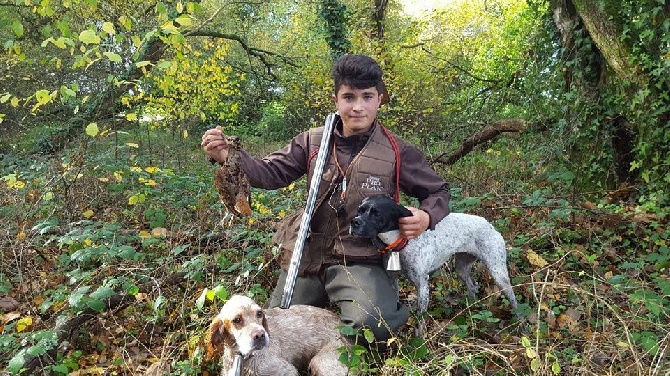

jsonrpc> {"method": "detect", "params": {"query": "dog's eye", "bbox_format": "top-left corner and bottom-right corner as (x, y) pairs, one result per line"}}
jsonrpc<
(256, 310), (263, 319)
(232, 316), (242, 325)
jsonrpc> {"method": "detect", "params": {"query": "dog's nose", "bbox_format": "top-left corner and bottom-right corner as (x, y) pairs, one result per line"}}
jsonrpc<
(251, 330), (268, 349)
(351, 217), (362, 228)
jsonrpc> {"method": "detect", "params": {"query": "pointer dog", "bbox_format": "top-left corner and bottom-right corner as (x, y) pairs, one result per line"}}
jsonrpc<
(350, 195), (519, 322)
(207, 295), (348, 376)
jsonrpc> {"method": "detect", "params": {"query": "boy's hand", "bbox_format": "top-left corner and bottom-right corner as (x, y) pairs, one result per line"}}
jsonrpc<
(201, 126), (229, 164)
(398, 207), (430, 240)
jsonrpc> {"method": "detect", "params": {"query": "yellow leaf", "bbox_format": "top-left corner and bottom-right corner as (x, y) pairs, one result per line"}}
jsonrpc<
(98, 177), (109, 182)
(102, 22), (115, 35)
(278, 210), (286, 219)
(83, 238), (92, 246)
(85, 122), (99, 137)
(128, 193), (146, 205)
(16, 231), (26, 241)
(126, 143), (139, 148)
(526, 249), (548, 268)
(530, 358), (540, 372)
(525, 347), (537, 359)
(82, 209), (94, 218)
(139, 230), (151, 239)
(10, 97), (19, 107)
(247, 217), (255, 225)
(16, 316), (33, 332)
(182, 129), (188, 139)
(205, 289), (215, 301)
(113, 171), (123, 182)
(79, 29), (101, 44)
(126, 113), (137, 121)
(151, 228), (167, 237)
(144, 166), (159, 174)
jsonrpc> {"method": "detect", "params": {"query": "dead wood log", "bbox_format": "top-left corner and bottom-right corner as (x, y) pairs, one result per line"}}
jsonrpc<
(431, 119), (526, 166)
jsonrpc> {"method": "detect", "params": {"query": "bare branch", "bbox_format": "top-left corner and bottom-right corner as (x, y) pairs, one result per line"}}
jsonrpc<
(431, 119), (526, 166)
(186, 30), (298, 79)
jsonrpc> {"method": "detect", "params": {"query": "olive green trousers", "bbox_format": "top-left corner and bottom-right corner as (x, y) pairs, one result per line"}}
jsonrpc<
(267, 263), (410, 343)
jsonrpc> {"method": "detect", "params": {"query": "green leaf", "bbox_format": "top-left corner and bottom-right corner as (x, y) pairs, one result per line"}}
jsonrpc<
(90, 285), (115, 300)
(119, 16), (132, 30)
(363, 328), (375, 343)
(212, 285), (228, 301)
(551, 360), (561, 375)
(69, 286), (91, 309)
(51, 364), (70, 373)
(85, 122), (99, 137)
(152, 295), (165, 312)
(52, 37), (67, 49)
(103, 51), (122, 63)
(196, 288), (208, 309)
(87, 299), (105, 312)
(161, 21), (179, 33)
(157, 60), (172, 69)
(12, 20), (24, 37)
(135, 61), (151, 68)
(60, 86), (76, 98)
(78, 30), (101, 45)
(175, 15), (193, 26)
(8, 348), (28, 373)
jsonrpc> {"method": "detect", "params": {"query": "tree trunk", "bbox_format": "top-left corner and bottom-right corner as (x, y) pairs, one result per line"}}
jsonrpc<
(611, 116), (637, 183)
(551, 0), (640, 185)
(571, 0), (640, 83)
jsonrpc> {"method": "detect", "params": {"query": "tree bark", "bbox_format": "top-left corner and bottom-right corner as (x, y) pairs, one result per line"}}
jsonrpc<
(571, 0), (640, 83)
(431, 119), (526, 166)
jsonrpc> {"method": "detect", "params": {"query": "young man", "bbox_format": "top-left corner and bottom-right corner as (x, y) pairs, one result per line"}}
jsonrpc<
(202, 54), (450, 344)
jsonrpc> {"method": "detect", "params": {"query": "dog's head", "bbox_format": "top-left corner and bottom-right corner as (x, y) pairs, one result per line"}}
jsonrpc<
(350, 195), (413, 239)
(206, 295), (269, 360)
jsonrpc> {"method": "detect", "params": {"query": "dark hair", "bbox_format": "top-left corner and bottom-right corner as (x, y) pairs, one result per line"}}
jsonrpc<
(331, 54), (384, 95)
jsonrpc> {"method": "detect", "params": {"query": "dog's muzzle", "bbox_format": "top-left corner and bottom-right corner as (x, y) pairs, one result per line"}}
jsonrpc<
(349, 217), (364, 236)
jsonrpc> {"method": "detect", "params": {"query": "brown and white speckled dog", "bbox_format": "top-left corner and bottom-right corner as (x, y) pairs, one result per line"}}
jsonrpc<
(206, 295), (349, 376)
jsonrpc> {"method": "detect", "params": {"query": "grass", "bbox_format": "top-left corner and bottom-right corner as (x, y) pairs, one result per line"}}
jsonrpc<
(1, 122), (668, 375)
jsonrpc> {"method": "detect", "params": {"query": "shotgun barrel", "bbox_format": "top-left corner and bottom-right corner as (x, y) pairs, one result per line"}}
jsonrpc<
(280, 112), (338, 308)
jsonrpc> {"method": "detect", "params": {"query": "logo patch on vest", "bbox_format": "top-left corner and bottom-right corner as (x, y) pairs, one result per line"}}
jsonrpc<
(361, 175), (384, 191)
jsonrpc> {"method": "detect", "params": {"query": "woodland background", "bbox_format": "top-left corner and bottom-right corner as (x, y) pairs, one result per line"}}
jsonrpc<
(1, 0), (669, 374)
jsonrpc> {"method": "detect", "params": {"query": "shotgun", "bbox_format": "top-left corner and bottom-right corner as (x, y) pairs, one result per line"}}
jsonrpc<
(280, 112), (338, 308)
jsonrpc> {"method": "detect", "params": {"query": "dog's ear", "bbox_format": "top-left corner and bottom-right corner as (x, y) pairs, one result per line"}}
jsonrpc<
(205, 318), (224, 361)
(205, 318), (234, 361)
(396, 204), (413, 218)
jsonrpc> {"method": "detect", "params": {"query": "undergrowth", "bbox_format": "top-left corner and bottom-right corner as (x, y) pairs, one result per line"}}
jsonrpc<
(0, 125), (668, 375)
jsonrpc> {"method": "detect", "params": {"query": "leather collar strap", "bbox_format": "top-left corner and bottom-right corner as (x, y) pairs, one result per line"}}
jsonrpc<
(380, 236), (408, 254)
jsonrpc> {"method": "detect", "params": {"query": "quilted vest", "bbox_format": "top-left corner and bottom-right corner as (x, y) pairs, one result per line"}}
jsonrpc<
(273, 120), (400, 275)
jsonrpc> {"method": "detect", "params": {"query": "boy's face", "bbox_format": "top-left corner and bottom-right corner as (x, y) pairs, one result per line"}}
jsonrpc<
(333, 84), (383, 137)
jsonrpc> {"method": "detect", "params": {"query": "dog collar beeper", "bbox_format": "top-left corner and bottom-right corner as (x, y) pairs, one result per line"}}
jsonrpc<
(386, 250), (401, 271)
